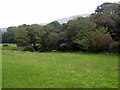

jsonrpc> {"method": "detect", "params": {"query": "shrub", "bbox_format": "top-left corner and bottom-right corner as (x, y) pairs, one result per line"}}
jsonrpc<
(23, 46), (34, 52)
(51, 50), (57, 52)
(3, 44), (9, 47)
(60, 43), (68, 51)
(89, 28), (113, 52)
(109, 41), (118, 53)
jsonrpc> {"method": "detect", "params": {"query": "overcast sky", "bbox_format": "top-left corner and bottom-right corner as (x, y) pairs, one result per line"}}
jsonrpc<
(0, 0), (119, 27)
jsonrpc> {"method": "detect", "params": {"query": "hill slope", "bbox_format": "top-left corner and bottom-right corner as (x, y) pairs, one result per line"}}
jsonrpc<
(57, 14), (90, 24)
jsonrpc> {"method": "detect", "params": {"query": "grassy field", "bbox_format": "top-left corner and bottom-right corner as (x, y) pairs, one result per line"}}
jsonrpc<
(2, 48), (118, 88)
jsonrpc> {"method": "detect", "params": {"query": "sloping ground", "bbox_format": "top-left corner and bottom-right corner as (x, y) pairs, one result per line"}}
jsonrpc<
(2, 50), (118, 88)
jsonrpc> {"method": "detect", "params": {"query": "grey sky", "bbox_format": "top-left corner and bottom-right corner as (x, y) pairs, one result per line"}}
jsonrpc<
(0, 0), (118, 27)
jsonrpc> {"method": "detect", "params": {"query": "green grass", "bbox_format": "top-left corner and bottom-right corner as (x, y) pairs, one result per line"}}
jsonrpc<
(2, 44), (23, 51)
(2, 50), (118, 88)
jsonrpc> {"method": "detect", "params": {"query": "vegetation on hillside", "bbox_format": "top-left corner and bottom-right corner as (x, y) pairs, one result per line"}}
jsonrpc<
(1, 2), (120, 53)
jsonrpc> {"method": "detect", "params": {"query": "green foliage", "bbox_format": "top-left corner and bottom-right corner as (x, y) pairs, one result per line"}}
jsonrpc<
(2, 27), (17, 43)
(44, 32), (60, 51)
(95, 2), (119, 14)
(2, 2), (119, 53)
(0, 30), (2, 43)
(61, 18), (96, 52)
(23, 46), (34, 52)
(2, 44), (23, 51)
(109, 41), (119, 53)
(43, 24), (61, 51)
(89, 28), (113, 52)
(15, 25), (30, 47)
(48, 21), (62, 30)
(15, 24), (44, 51)
(93, 2), (120, 41)
(90, 13), (120, 41)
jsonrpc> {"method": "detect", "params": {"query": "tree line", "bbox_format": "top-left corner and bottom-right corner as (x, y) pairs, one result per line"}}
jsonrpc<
(1, 2), (120, 53)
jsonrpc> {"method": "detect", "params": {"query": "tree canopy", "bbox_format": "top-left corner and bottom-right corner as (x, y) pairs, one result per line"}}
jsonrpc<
(2, 2), (120, 53)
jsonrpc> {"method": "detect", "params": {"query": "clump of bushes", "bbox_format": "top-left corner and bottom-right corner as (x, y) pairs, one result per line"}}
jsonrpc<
(109, 41), (118, 53)
(3, 44), (9, 47)
(2, 44), (23, 51)
(89, 28), (113, 53)
(23, 46), (34, 52)
(2, 3), (120, 53)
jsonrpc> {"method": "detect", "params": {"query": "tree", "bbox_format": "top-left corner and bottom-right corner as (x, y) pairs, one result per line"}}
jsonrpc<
(95, 2), (119, 14)
(2, 2), (119, 53)
(89, 27), (113, 52)
(90, 13), (120, 41)
(15, 25), (30, 47)
(48, 21), (62, 31)
(60, 18), (96, 52)
(0, 30), (2, 43)
(26, 24), (39, 50)
(2, 27), (17, 43)
(44, 32), (60, 51)
(41, 23), (60, 51)
(109, 41), (119, 53)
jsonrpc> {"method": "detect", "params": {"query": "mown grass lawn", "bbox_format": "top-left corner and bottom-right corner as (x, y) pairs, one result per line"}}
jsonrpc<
(2, 50), (118, 88)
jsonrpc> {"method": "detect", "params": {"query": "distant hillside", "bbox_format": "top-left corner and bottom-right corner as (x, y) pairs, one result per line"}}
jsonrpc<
(0, 28), (7, 32)
(0, 14), (90, 29)
(57, 14), (90, 24)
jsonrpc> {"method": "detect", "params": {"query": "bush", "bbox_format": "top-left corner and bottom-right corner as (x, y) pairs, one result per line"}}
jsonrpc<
(109, 41), (118, 53)
(60, 43), (71, 52)
(23, 46), (34, 52)
(51, 50), (57, 52)
(60, 43), (68, 51)
(89, 28), (113, 53)
(3, 44), (9, 47)
(2, 44), (23, 51)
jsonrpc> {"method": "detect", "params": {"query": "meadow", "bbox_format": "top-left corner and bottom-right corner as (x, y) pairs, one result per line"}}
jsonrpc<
(2, 44), (118, 88)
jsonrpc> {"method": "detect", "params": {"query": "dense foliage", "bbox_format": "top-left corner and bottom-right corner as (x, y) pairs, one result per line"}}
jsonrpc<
(2, 2), (120, 53)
